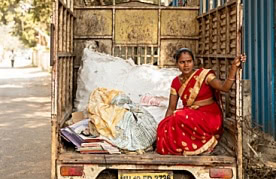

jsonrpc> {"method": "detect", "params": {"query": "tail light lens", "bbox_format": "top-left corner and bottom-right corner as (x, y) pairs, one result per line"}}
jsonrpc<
(60, 166), (84, 176)
(209, 168), (233, 178)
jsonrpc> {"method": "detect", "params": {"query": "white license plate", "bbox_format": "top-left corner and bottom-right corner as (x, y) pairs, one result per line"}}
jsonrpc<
(118, 171), (173, 179)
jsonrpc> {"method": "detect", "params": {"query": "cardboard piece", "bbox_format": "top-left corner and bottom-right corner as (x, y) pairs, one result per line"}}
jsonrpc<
(72, 111), (85, 123)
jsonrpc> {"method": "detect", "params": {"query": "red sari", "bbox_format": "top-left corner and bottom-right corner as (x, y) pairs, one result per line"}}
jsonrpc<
(156, 68), (223, 155)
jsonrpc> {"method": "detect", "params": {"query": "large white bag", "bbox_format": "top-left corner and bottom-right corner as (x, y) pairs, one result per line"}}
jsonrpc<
(74, 48), (180, 122)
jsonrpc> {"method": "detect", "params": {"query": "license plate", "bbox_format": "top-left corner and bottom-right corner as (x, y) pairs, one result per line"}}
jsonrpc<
(118, 171), (173, 179)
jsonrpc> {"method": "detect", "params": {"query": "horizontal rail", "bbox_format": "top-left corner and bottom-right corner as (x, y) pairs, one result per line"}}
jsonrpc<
(74, 35), (113, 39)
(161, 36), (200, 40)
(196, 54), (235, 58)
(74, 6), (199, 10)
(57, 52), (75, 57)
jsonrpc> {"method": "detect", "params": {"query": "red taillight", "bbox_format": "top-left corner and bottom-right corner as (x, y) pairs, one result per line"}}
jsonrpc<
(60, 166), (84, 176)
(209, 168), (233, 178)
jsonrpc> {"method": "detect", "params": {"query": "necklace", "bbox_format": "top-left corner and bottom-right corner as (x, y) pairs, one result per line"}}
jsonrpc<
(179, 69), (195, 84)
(179, 76), (188, 84)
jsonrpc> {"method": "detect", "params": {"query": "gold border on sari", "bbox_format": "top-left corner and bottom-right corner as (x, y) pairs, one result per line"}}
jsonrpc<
(186, 69), (211, 106)
(205, 73), (216, 84)
(182, 136), (218, 156)
(178, 70), (198, 98)
(170, 87), (177, 96)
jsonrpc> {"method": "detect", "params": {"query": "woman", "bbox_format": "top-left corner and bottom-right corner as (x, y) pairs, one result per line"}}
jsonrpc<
(156, 48), (246, 155)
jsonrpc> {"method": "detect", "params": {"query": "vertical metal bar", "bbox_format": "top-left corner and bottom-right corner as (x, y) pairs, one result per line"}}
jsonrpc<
(209, 13), (212, 54)
(226, 5), (229, 54)
(243, 0), (249, 78)
(158, 6), (161, 66)
(68, 15), (71, 53)
(112, 0), (115, 55)
(125, 46), (128, 60)
(203, 0), (206, 13)
(51, 1), (58, 178)
(254, 0), (262, 126)
(50, 24), (55, 66)
(70, 58), (73, 106)
(235, 0), (243, 178)
(64, 61), (67, 114)
(132, 46), (135, 64)
(63, 9), (67, 52)
(151, 46), (154, 64)
(71, 16), (74, 53)
(119, 45), (121, 57)
(217, 9), (221, 54)
(202, 17), (206, 55)
(137, 46), (140, 65)
(67, 12), (70, 52)
(144, 45), (147, 64)
(267, 0), (275, 137)
(248, 0), (255, 123)
(260, 0), (267, 132)
(58, 6), (63, 52)
(200, 0), (203, 14)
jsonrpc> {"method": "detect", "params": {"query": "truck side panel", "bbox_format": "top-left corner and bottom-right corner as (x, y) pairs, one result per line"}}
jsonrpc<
(51, 0), (75, 178)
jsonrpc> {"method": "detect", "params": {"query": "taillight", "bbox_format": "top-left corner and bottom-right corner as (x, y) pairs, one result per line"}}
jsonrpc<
(209, 168), (233, 178)
(60, 166), (84, 176)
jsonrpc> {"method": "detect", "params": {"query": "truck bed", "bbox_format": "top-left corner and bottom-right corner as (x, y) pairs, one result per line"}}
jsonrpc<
(58, 151), (236, 166)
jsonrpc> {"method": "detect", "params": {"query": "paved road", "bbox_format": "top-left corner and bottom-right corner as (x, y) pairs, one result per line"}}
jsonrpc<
(0, 59), (51, 179)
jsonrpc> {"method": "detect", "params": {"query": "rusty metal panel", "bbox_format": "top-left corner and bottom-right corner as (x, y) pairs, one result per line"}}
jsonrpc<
(161, 10), (198, 36)
(160, 39), (197, 67)
(115, 10), (158, 44)
(75, 10), (112, 36)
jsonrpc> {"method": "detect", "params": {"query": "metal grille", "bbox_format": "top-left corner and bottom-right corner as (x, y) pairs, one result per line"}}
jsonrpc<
(114, 45), (158, 65)
(198, 1), (237, 119)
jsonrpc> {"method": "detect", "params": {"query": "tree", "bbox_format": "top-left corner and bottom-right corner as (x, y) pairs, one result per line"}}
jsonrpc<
(0, 0), (52, 48)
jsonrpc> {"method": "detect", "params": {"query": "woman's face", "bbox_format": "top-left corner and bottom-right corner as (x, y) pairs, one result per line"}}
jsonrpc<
(177, 52), (194, 76)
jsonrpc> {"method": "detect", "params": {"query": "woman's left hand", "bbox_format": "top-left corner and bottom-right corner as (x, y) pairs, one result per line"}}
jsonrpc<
(232, 54), (246, 68)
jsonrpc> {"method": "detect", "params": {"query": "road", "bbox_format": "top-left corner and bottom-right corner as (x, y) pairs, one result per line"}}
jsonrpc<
(0, 59), (51, 179)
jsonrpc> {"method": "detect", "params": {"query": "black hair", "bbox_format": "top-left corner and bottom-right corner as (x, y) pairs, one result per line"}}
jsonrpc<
(173, 48), (195, 62)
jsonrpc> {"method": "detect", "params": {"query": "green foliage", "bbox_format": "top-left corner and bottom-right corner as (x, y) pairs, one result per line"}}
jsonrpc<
(0, 0), (52, 47)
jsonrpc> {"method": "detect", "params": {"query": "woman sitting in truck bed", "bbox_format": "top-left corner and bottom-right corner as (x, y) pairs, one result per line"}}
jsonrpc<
(156, 48), (246, 155)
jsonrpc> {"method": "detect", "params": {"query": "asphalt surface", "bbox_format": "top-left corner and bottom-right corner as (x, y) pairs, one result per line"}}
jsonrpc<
(0, 59), (51, 179)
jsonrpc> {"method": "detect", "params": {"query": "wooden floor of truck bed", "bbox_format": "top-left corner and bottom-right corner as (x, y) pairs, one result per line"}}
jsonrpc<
(58, 151), (236, 166)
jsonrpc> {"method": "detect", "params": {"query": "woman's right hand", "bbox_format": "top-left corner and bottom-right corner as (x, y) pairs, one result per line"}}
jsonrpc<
(232, 54), (246, 69)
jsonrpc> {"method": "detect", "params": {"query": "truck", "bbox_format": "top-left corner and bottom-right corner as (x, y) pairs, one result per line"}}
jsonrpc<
(50, 0), (246, 178)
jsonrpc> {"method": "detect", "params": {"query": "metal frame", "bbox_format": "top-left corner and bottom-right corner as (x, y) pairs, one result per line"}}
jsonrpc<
(52, 0), (244, 178)
(73, 4), (199, 67)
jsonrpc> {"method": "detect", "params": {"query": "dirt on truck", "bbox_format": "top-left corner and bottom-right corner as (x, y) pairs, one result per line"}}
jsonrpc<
(50, 0), (245, 178)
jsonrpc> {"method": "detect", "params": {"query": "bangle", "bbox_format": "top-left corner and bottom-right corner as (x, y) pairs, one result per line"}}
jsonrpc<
(227, 78), (235, 81)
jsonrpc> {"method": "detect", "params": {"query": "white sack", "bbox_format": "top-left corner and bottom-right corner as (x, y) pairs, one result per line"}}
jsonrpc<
(74, 48), (181, 122)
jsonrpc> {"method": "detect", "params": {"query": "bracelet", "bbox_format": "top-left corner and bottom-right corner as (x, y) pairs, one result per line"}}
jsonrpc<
(227, 78), (235, 81)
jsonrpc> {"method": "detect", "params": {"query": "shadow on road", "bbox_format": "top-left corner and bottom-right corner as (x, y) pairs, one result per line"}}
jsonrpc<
(0, 62), (51, 179)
